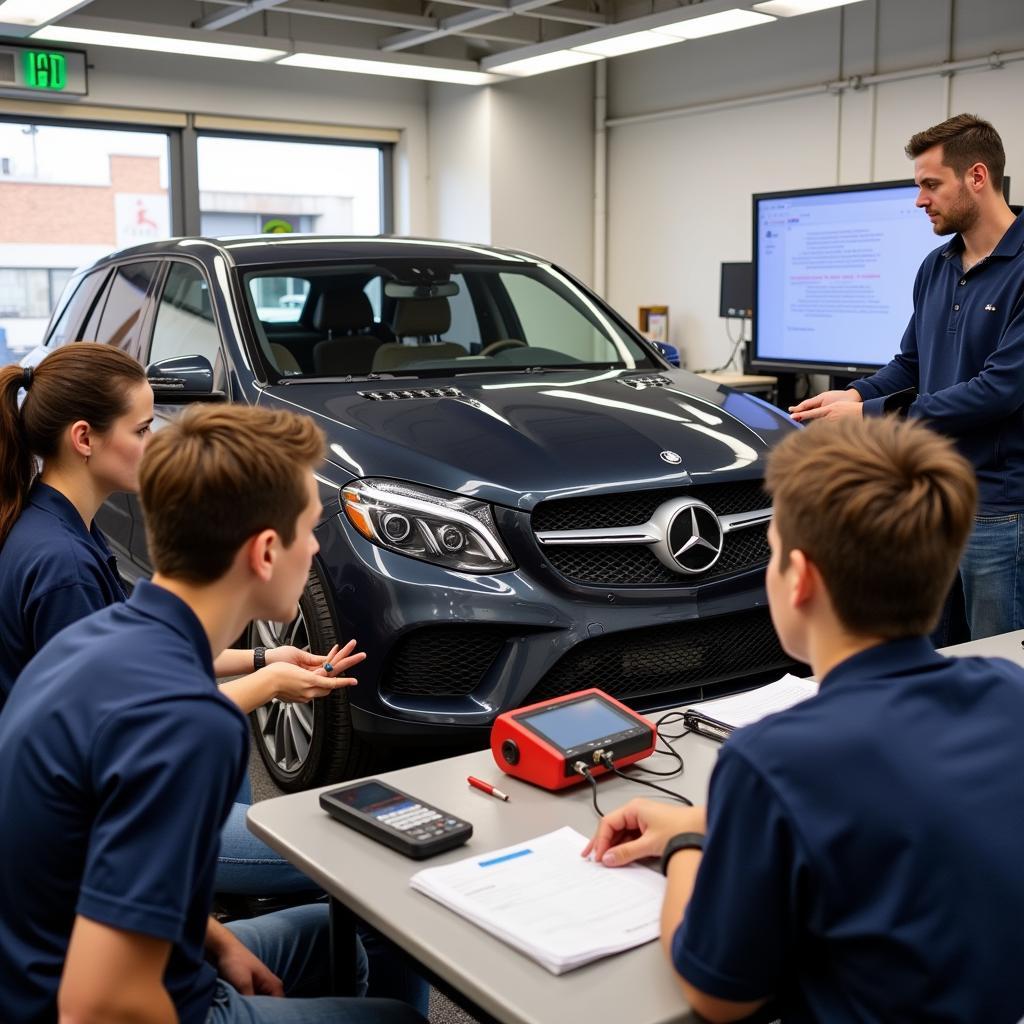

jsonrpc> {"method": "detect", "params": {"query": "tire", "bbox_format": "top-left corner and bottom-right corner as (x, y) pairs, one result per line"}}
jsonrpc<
(249, 567), (373, 792)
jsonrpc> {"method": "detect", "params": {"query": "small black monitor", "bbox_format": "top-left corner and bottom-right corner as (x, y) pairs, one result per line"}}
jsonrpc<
(720, 262), (752, 318)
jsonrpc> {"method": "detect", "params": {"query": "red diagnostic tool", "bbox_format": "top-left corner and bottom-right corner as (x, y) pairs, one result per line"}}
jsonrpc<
(490, 688), (657, 791)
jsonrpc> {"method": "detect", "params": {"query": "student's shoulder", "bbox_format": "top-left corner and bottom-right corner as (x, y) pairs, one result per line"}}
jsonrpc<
(4, 512), (102, 594)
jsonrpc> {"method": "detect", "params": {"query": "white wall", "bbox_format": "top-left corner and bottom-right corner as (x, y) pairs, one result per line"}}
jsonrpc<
(427, 66), (595, 285)
(604, 0), (1024, 371)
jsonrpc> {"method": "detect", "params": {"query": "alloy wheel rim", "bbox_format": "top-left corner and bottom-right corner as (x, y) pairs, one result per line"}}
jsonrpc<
(252, 612), (316, 776)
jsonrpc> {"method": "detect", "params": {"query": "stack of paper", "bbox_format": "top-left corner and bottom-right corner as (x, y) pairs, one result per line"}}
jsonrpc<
(685, 673), (819, 732)
(409, 826), (665, 974)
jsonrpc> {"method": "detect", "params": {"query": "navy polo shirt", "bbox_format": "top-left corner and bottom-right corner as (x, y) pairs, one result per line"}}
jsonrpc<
(0, 580), (249, 1024)
(673, 637), (1024, 1023)
(0, 481), (127, 704)
(850, 210), (1024, 513)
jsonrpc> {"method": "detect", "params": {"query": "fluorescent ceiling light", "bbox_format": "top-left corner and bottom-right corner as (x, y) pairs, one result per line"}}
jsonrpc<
(754, 0), (865, 14)
(659, 8), (776, 39)
(488, 49), (600, 77)
(279, 52), (492, 86)
(573, 30), (679, 58)
(0, 0), (83, 26)
(31, 25), (285, 61)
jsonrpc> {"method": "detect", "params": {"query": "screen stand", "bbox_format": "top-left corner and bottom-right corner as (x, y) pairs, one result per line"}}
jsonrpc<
(828, 373), (867, 392)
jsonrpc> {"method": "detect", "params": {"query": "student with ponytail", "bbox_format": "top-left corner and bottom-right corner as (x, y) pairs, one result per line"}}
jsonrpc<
(0, 345), (357, 895)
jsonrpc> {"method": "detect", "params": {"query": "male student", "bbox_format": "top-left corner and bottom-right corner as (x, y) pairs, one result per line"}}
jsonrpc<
(585, 417), (1024, 1023)
(789, 114), (1024, 640)
(0, 404), (426, 1024)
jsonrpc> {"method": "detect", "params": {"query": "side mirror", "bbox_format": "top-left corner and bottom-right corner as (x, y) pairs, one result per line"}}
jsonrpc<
(652, 341), (681, 368)
(146, 355), (225, 402)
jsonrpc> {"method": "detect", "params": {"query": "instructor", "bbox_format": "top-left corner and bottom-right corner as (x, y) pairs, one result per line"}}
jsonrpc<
(790, 114), (1024, 640)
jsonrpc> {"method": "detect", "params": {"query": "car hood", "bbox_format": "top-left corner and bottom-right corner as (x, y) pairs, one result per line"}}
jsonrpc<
(264, 368), (795, 510)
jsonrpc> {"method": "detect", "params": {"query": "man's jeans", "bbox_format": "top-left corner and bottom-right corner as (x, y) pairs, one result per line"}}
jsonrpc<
(207, 904), (427, 1024)
(961, 512), (1024, 641)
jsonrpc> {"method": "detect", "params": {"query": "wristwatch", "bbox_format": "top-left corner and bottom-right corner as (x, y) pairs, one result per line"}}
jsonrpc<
(660, 832), (705, 875)
(253, 646), (267, 671)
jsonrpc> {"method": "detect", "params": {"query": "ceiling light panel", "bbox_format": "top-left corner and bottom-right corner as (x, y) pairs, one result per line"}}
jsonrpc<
(0, 0), (84, 26)
(279, 52), (493, 86)
(31, 25), (285, 62)
(573, 30), (679, 58)
(488, 49), (601, 77)
(659, 8), (776, 39)
(754, 0), (865, 15)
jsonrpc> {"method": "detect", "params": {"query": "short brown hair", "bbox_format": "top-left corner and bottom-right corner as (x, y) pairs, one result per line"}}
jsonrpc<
(139, 405), (325, 584)
(765, 418), (976, 638)
(906, 113), (1005, 192)
(0, 343), (146, 546)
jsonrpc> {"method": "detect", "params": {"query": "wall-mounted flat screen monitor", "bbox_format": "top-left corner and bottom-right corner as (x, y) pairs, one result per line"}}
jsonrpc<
(750, 178), (1008, 375)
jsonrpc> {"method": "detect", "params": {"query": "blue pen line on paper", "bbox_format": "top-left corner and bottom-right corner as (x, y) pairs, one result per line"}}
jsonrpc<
(478, 848), (533, 867)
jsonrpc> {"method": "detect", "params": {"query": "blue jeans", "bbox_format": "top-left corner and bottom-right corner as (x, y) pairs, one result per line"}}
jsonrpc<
(218, 802), (321, 895)
(208, 904), (427, 1024)
(960, 512), (1024, 640)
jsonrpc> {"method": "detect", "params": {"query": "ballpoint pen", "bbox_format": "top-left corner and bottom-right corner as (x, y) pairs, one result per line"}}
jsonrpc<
(467, 775), (510, 802)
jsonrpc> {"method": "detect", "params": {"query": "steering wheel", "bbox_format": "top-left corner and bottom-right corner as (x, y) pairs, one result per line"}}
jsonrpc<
(480, 338), (528, 357)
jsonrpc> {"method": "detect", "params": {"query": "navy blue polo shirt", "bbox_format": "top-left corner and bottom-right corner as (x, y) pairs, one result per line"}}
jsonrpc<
(0, 580), (249, 1024)
(0, 481), (127, 703)
(850, 210), (1024, 513)
(673, 637), (1024, 1023)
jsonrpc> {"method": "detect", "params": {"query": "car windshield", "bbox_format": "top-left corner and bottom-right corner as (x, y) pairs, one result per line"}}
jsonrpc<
(241, 259), (656, 380)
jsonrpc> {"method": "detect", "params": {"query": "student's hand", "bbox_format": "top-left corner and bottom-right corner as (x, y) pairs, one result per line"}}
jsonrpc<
(582, 799), (707, 867)
(213, 927), (284, 997)
(262, 661), (358, 703)
(789, 388), (863, 423)
(266, 639), (367, 678)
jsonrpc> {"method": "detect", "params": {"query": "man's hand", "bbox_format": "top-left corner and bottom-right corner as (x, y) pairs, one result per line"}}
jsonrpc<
(789, 388), (863, 423)
(582, 798), (707, 867)
(206, 918), (283, 997)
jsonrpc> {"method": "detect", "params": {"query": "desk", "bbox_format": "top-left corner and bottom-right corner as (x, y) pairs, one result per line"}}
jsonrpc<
(247, 630), (1024, 1024)
(696, 371), (778, 398)
(248, 730), (719, 1024)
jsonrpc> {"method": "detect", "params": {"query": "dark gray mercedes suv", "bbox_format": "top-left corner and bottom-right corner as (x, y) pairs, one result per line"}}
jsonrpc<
(27, 235), (799, 790)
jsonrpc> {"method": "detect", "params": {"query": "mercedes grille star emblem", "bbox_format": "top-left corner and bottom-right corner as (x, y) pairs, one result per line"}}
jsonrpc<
(666, 501), (724, 574)
(660, 450), (682, 465)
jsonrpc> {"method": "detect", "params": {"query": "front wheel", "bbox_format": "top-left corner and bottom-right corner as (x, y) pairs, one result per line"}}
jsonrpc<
(249, 569), (371, 792)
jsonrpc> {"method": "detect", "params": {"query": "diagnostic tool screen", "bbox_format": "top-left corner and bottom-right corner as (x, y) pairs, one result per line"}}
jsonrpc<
(336, 782), (407, 818)
(524, 697), (638, 750)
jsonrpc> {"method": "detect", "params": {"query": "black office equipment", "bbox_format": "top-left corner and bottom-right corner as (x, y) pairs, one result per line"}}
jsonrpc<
(320, 779), (472, 859)
(719, 262), (753, 318)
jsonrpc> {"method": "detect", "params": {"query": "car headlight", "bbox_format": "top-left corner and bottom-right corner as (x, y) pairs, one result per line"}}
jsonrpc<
(341, 478), (514, 574)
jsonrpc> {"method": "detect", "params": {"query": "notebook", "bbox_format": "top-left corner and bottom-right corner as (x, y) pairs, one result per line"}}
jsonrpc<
(682, 673), (819, 742)
(409, 825), (665, 974)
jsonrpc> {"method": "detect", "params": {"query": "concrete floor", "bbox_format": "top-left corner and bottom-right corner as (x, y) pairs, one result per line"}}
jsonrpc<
(248, 744), (478, 1024)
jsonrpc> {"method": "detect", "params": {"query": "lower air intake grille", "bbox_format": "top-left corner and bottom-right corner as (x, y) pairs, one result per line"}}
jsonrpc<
(524, 607), (794, 705)
(383, 625), (514, 696)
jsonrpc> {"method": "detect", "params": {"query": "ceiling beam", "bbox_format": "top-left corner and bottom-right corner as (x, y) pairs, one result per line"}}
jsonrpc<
(193, 0), (291, 30)
(432, 1), (608, 27)
(381, 0), (564, 51)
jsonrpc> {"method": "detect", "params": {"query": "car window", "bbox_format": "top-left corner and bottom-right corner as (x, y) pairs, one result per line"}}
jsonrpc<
(439, 274), (481, 350)
(149, 262), (223, 378)
(498, 272), (619, 363)
(249, 275), (311, 324)
(90, 261), (161, 357)
(46, 269), (109, 348)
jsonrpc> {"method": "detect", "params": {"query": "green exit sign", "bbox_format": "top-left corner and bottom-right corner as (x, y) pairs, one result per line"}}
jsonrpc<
(0, 43), (87, 97)
(24, 50), (67, 90)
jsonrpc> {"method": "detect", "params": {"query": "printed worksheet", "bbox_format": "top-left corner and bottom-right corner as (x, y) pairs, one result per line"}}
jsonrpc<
(410, 825), (665, 973)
